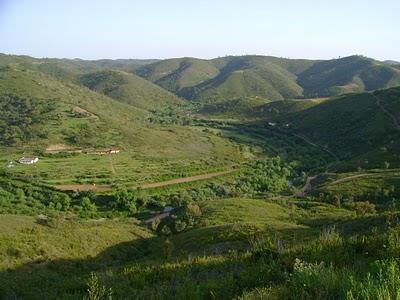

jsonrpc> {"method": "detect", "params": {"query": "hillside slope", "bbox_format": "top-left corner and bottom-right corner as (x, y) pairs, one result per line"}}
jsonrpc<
(78, 70), (183, 110)
(280, 87), (400, 169)
(297, 55), (400, 97)
(137, 56), (311, 103)
(136, 57), (220, 93)
(135, 55), (400, 104)
(0, 54), (176, 111)
(0, 66), (242, 157)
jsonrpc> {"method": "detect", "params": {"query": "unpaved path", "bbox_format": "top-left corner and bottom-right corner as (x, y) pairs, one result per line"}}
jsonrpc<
(373, 93), (400, 130)
(328, 173), (375, 185)
(143, 212), (171, 225)
(294, 173), (377, 197)
(54, 170), (234, 192)
(292, 133), (339, 161)
(294, 175), (317, 197)
(109, 156), (116, 175)
(45, 144), (82, 153)
(140, 170), (233, 189)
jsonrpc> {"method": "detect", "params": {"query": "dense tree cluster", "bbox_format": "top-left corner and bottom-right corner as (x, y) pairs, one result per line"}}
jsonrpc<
(0, 93), (56, 145)
(0, 174), (71, 215)
(235, 157), (291, 194)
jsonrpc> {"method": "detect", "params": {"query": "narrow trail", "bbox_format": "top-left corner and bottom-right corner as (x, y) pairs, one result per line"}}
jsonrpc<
(372, 93), (400, 130)
(143, 212), (170, 225)
(55, 170), (234, 192)
(294, 175), (317, 197)
(108, 156), (116, 175)
(328, 173), (375, 185)
(291, 133), (339, 162)
(140, 170), (234, 189)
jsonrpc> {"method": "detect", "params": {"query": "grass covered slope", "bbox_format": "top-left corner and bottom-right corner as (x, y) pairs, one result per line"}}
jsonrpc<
(0, 65), (148, 148)
(279, 87), (400, 169)
(3, 194), (398, 299)
(0, 215), (151, 270)
(136, 57), (220, 93)
(0, 66), (245, 185)
(79, 70), (183, 110)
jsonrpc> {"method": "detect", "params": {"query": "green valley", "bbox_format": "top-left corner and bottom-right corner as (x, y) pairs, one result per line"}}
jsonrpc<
(0, 53), (399, 300)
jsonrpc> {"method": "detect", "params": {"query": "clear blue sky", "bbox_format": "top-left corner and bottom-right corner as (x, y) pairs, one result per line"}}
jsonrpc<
(0, 0), (399, 61)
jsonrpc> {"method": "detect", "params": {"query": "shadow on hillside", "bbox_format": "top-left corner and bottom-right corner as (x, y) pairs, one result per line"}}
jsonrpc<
(0, 232), (168, 299)
(0, 223), (291, 299)
(2, 214), (389, 299)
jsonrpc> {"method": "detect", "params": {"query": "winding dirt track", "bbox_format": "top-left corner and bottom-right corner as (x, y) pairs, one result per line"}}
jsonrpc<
(328, 173), (375, 185)
(294, 176), (317, 197)
(54, 170), (234, 192)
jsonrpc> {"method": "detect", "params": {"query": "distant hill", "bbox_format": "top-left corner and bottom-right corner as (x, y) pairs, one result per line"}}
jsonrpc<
(297, 56), (400, 97)
(2, 53), (399, 106)
(134, 55), (400, 105)
(0, 54), (181, 111)
(78, 70), (183, 110)
(0, 53), (156, 82)
(136, 56), (315, 102)
(383, 60), (400, 66)
(135, 57), (220, 93)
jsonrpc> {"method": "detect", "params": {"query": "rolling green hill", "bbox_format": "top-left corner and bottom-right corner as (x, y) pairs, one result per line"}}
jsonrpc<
(3, 53), (399, 110)
(0, 65), (147, 149)
(0, 65), (245, 185)
(136, 57), (220, 93)
(137, 55), (311, 103)
(135, 55), (400, 106)
(78, 70), (183, 110)
(0, 54), (184, 111)
(297, 56), (400, 97)
(0, 54), (156, 82)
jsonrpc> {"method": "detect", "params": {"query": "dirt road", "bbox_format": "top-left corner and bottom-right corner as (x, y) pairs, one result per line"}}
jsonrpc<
(54, 170), (234, 192)
(143, 212), (171, 225)
(109, 156), (116, 174)
(328, 173), (375, 185)
(294, 175), (317, 197)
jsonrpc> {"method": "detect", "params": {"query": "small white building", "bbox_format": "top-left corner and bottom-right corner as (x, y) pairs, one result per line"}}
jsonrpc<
(18, 157), (39, 164)
(268, 122), (277, 127)
(163, 206), (174, 213)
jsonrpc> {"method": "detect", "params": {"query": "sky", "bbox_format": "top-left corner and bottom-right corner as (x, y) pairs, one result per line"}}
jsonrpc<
(0, 0), (399, 61)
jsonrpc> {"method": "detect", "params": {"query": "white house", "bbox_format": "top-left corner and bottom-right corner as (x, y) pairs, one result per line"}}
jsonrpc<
(163, 206), (174, 213)
(109, 149), (120, 154)
(18, 157), (39, 164)
(268, 122), (277, 127)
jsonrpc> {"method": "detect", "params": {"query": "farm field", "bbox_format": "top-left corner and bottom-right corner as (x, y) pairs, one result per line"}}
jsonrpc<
(0, 149), (238, 186)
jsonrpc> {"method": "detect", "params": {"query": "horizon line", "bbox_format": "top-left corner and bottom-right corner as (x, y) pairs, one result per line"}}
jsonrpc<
(1, 52), (397, 63)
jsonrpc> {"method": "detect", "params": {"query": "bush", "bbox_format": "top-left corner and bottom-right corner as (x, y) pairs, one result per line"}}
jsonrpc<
(352, 201), (376, 216)
(84, 272), (113, 300)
